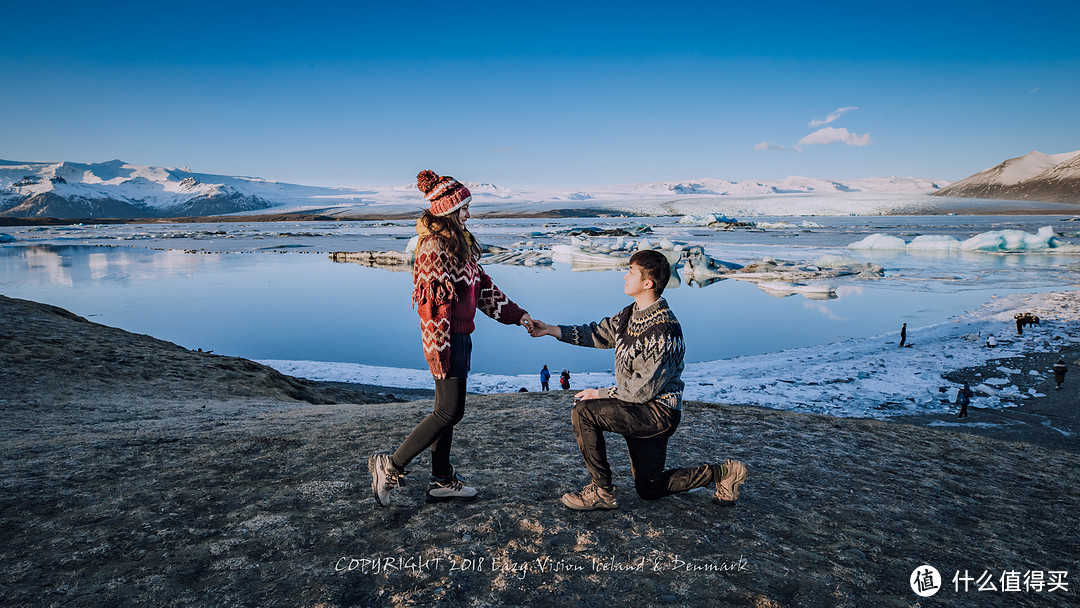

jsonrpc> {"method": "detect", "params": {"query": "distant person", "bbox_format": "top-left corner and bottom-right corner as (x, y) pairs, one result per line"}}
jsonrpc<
(540, 364), (551, 391)
(369, 170), (534, 508)
(1054, 358), (1068, 390)
(986, 333), (997, 348)
(560, 369), (571, 390)
(957, 381), (973, 419)
(899, 323), (907, 347)
(528, 250), (747, 511)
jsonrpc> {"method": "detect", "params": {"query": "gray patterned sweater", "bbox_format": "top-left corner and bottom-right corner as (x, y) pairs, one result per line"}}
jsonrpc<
(558, 298), (685, 410)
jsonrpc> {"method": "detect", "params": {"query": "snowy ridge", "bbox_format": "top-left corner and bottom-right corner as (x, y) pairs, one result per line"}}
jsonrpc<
(0, 158), (950, 218)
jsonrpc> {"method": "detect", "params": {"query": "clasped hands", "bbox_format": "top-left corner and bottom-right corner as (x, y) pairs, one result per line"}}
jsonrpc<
(517, 315), (599, 402)
(521, 317), (557, 338)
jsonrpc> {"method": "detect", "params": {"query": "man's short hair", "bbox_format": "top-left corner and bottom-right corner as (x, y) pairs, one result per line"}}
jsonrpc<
(629, 249), (671, 296)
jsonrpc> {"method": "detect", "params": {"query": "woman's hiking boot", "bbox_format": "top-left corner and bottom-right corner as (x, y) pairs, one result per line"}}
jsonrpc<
(369, 453), (406, 507)
(426, 470), (478, 503)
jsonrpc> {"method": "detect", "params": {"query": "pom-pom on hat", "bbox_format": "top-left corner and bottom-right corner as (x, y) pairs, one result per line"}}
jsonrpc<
(417, 170), (472, 217)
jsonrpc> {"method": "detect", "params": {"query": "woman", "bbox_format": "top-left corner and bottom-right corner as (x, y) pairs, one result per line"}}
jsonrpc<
(369, 170), (533, 507)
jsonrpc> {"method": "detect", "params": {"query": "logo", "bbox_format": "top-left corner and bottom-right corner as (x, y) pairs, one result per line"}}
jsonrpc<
(911, 565), (942, 597)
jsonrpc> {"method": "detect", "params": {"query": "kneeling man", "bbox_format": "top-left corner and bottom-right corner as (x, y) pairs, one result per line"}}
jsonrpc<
(530, 250), (747, 511)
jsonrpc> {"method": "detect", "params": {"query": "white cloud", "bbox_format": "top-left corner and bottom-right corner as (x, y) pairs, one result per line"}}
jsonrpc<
(808, 106), (859, 128)
(1030, 86), (1040, 93)
(795, 127), (872, 150)
(754, 142), (787, 151)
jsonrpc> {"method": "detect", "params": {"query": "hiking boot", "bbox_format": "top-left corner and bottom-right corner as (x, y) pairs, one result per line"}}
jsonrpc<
(426, 470), (478, 503)
(713, 460), (748, 507)
(560, 483), (618, 511)
(368, 453), (406, 507)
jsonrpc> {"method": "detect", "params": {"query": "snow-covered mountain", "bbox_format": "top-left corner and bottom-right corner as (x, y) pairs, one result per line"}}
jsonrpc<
(932, 150), (1080, 203)
(0, 158), (949, 219)
(0, 160), (279, 218)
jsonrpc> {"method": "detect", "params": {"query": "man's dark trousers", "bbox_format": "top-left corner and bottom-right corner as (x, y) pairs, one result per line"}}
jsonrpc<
(571, 397), (715, 499)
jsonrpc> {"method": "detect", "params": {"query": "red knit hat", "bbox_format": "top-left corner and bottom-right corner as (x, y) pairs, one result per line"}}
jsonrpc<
(417, 170), (472, 216)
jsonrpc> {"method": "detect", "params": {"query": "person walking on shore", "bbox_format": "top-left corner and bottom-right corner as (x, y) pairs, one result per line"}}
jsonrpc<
(529, 250), (747, 511)
(541, 365), (551, 391)
(899, 323), (907, 347)
(369, 170), (534, 507)
(560, 369), (571, 390)
(1053, 358), (1068, 390)
(957, 381), (973, 419)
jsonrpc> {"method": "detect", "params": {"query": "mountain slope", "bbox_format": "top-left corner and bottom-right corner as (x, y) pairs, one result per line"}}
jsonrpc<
(933, 150), (1080, 203)
(0, 158), (950, 218)
(0, 160), (274, 218)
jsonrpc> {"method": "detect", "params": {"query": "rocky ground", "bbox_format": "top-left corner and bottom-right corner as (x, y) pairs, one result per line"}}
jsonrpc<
(1, 295), (1077, 607)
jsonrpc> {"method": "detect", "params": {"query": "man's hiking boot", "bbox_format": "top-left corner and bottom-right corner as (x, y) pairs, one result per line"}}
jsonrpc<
(713, 460), (747, 507)
(425, 470), (478, 503)
(560, 483), (618, 511)
(369, 453), (406, 507)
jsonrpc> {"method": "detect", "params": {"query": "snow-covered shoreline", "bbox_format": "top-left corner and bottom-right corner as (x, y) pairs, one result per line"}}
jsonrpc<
(261, 290), (1080, 420)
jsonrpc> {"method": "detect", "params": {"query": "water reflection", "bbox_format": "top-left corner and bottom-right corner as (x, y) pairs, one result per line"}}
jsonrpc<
(0, 244), (1055, 375)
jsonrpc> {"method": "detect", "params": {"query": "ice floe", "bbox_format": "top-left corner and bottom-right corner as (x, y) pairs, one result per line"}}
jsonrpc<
(334, 229), (886, 298)
(848, 226), (1080, 253)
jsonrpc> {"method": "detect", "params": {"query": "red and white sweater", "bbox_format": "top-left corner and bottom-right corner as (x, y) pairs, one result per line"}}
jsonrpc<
(412, 235), (526, 378)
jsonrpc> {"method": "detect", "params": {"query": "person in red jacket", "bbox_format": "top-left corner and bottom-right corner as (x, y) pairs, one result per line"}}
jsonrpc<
(369, 170), (533, 507)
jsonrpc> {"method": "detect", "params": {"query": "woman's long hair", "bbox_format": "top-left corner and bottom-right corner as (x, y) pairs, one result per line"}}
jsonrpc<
(419, 209), (480, 267)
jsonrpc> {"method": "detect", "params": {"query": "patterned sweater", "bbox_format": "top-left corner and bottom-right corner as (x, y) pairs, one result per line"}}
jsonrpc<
(412, 231), (526, 379)
(558, 298), (685, 410)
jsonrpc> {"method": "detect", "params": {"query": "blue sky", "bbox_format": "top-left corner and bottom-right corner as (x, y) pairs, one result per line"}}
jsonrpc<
(2, 1), (1078, 188)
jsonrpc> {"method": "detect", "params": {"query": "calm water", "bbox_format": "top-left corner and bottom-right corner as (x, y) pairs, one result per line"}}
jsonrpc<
(0, 243), (1037, 375)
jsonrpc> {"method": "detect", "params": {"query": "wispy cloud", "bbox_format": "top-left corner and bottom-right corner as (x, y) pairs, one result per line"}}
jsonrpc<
(808, 106), (859, 128)
(1030, 86), (1040, 93)
(796, 127), (871, 150)
(755, 107), (870, 153)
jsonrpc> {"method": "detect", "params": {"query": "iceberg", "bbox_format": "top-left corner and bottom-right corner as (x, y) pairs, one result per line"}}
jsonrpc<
(848, 226), (1080, 253)
(552, 234), (689, 270)
(847, 234), (907, 250)
(960, 226), (1080, 252)
(753, 220), (825, 229)
(907, 235), (961, 250)
(813, 254), (865, 268)
(678, 213), (738, 225)
(756, 281), (837, 300)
